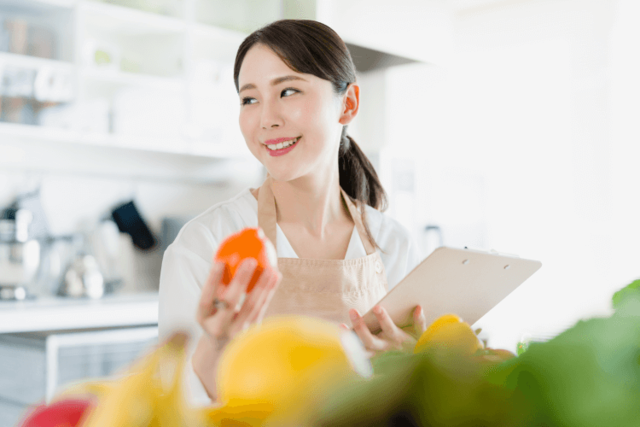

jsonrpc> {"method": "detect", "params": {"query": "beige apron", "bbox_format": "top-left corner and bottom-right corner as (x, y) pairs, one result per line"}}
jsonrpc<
(258, 175), (388, 325)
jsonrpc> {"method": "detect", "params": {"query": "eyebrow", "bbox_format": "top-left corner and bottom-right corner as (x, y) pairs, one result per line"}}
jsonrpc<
(239, 75), (308, 93)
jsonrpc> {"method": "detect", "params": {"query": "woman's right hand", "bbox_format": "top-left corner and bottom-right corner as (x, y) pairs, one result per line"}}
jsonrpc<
(193, 258), (281, 399)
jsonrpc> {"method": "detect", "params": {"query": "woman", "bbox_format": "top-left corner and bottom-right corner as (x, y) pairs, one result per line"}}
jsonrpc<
(159, 19), (425, 404)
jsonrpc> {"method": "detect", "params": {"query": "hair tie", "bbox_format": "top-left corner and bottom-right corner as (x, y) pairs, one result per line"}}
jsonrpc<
(341, 133), (351, 150)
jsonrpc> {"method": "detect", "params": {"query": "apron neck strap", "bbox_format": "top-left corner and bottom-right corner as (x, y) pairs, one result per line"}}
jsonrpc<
(257, 174), (278, 248)
(340, 187), (376, 255)
(257, 175), (376, 256)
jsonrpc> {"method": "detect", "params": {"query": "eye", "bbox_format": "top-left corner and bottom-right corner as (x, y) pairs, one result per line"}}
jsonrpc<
(241, 97), (256, 106)
(281, 88), (299, 97)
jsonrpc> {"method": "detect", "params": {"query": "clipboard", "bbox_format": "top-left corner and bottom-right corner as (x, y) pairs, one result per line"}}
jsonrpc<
(362, 246), (542, 334)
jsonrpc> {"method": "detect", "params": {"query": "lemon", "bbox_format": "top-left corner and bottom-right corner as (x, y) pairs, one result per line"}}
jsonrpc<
(414, 314), (483, 356)
(216, 316), (371, 422)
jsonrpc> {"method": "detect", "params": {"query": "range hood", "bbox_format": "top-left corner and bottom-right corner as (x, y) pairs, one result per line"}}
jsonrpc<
(280, 0), (424, 72)
(345, 42), (419, 72)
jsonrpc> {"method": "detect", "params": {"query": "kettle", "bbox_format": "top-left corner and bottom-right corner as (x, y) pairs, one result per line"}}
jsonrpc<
(59, 252), (105, 299)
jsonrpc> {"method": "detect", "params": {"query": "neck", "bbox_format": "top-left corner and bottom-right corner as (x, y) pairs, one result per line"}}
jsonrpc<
(270, 171), (351, 237)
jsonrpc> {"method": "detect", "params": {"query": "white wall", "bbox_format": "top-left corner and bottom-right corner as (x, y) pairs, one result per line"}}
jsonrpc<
(381, 0), (640, 351)
(609, 0), (640, 306)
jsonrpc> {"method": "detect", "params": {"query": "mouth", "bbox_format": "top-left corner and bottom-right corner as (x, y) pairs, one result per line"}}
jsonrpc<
(265, 136), (301, 151)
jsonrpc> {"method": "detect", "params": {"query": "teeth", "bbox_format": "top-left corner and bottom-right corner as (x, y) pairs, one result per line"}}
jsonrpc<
(267, 137), (299, 151)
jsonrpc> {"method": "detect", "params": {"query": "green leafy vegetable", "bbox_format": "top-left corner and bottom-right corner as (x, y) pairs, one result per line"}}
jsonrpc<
(505, 309), (640, 427)
(612, 279), (640, 310)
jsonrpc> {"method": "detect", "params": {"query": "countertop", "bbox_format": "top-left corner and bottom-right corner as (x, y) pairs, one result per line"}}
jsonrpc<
(0, 292), (158, 334)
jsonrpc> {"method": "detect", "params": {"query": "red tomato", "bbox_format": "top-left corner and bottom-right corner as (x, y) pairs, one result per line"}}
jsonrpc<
(19, 399), (93, 427)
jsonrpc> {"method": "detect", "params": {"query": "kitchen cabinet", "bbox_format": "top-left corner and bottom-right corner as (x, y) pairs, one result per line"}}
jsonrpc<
(0, 0), (270, 183)
(0, 293), (159, 427)
(0, 326), (158, 427)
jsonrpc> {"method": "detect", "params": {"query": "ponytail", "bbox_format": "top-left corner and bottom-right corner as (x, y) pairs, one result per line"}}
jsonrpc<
(339, 126), (388, 251)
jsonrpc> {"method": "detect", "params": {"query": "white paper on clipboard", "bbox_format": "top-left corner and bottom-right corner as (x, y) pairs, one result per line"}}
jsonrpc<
(362, 246), (542, 334)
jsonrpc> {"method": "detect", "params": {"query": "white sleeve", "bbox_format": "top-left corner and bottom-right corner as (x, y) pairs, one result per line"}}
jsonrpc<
(389, 228), (423, 291)
(405, 231), (423, 276)
(377, 213), (424, 291)
(158, 197), (253, 406)
(158, 243), (214, 406)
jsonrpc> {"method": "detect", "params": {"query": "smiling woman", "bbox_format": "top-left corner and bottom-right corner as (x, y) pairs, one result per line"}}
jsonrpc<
(158, 19), (424, 404)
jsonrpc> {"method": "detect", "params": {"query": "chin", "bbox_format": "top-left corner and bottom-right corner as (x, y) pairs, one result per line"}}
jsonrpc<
(265, 168), (300, 183)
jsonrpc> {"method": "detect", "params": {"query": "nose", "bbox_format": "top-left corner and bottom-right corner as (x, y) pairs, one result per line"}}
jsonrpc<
(260, 99), (284, 129)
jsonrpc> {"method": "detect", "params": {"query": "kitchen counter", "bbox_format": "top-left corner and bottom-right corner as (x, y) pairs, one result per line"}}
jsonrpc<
(0, 292), (158, 334)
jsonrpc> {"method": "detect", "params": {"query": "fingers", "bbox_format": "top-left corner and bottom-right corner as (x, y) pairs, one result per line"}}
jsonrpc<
(251, 269), (281, 324)
(196, 258), (280, 357)
(215, 258), (258, 327)
(196, 261), (225, 325)
(350, 306), (424, 354)
(373, 305), (405, 349)
(232, 267), (279, 332)
(413, 305), (427, 337)
(349, 309), (387, 353)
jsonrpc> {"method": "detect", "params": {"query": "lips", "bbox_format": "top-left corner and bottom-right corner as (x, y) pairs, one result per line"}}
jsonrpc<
(265, 136), (300, 157)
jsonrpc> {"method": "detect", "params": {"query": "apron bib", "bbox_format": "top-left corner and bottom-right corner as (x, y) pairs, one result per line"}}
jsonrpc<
(258, 175), (388, 325)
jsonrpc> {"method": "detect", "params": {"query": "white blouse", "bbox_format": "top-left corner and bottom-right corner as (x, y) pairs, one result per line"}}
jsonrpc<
(158, 187), (422, 404)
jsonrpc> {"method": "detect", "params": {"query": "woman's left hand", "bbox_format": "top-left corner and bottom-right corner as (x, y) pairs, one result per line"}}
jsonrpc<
(344, 305), (427, 355)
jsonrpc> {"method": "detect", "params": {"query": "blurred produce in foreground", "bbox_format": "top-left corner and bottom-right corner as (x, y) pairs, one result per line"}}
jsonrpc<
(17, 279), (640, 427)
(18, 332), (198, 427)
(210, 315), (372, 426)
(309, 279), (640, 427)
(17, 316), (371, 427)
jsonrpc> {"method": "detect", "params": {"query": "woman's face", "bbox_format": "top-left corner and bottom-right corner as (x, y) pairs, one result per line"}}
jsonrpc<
(237, 44), (348, 183)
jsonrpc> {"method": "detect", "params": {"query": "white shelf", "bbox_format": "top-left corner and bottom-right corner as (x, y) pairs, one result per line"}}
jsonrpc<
(79, 1), (186, 35)
(0, 292), (159, 334)
(0, 122), (243, 159)
(0, 51), (73, 70)
(0, 123), (258, 184)
(80, 67), (185, 90)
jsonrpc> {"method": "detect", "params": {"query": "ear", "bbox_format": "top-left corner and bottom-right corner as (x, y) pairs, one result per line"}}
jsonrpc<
(338, 83), (360, 125)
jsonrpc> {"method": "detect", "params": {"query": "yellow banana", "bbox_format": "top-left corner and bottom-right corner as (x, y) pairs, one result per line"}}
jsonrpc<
(80, 332), (200, 427)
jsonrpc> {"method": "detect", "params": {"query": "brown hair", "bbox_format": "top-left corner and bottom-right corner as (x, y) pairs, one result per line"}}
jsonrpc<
(233, 19), (389, 250)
